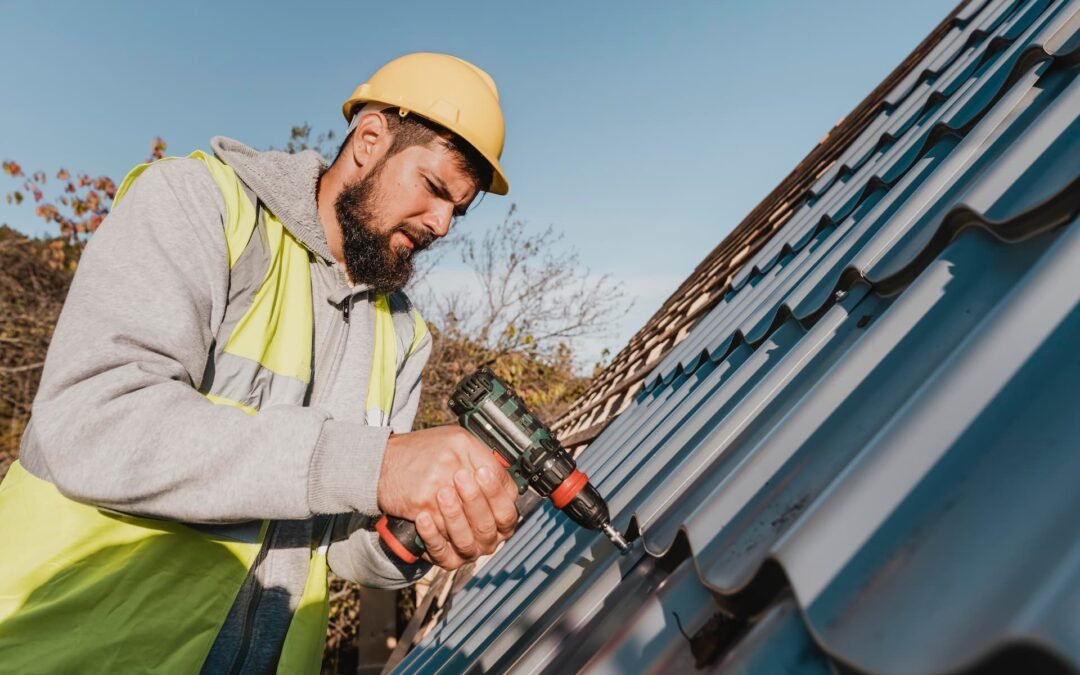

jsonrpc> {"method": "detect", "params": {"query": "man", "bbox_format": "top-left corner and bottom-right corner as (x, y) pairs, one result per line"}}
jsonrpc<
(0, 53), (518, 673)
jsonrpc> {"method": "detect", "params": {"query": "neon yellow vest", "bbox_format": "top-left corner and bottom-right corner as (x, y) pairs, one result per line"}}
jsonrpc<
(0, 152), (425, 673)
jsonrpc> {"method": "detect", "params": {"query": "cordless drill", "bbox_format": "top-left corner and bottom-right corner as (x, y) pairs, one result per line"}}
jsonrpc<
(376, 366), (630, 563)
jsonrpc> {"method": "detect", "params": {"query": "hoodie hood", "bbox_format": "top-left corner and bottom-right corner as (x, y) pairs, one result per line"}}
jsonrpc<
(211, 136), (335, 264)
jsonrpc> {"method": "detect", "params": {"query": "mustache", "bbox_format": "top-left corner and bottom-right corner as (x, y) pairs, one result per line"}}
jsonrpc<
(394, 224), (436, 253)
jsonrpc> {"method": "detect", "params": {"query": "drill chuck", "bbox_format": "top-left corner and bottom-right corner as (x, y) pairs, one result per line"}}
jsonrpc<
(560, 480), (630, 553)
(558, 480), (609, 531)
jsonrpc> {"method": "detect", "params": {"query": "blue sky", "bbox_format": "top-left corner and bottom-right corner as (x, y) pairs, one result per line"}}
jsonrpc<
(1, 0), (955, 364)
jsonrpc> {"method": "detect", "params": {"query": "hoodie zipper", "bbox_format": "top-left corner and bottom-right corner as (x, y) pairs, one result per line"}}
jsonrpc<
(226, 294), (353, 671)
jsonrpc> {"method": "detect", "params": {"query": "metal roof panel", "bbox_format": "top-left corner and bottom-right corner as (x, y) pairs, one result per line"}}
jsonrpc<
(394, 1), (1080, 672)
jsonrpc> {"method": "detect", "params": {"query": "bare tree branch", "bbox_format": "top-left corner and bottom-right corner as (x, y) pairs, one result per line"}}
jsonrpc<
(410, 205), (631, 432)
(429, 206), (630, 363)
(0, 363), (44, 374)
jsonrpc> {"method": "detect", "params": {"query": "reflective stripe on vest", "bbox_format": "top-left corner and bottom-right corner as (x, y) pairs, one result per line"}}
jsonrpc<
(0, 150), (421, 674)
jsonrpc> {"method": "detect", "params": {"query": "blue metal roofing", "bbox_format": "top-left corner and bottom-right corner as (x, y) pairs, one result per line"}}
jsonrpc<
(394, 0), (1080, 672)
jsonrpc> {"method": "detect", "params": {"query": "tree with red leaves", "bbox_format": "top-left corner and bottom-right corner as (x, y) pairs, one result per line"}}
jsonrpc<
(3, 138), (167, 250)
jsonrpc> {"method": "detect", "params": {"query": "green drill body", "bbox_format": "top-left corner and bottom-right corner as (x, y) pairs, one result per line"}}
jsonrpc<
(377, 367), (628, 563)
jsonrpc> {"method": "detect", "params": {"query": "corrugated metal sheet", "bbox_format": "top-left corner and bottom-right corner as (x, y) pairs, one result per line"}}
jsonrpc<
(394, 0), (1080, 672)
(549, 0), (995, 451)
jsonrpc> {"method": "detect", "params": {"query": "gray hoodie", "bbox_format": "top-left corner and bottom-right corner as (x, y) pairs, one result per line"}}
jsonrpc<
(19, 137), (430, 672)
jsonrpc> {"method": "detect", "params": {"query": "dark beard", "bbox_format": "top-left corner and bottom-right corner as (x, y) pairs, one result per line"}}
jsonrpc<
(334, 164), (434, 293)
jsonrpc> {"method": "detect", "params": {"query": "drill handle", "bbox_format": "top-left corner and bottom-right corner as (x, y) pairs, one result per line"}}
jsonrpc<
(376, 515), (426, 564)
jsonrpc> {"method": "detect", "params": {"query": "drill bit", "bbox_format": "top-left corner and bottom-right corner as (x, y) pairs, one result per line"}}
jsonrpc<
(602, 523), (631, 554)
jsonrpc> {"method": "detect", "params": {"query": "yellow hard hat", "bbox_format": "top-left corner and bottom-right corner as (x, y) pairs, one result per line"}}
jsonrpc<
(342, 53), (509, 195)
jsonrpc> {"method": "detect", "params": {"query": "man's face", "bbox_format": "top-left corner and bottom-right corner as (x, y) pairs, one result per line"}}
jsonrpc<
(335, 140), (478, 292)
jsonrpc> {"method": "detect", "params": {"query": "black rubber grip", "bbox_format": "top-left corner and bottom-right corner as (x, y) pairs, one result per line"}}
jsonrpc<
(377, 515), (427, 564)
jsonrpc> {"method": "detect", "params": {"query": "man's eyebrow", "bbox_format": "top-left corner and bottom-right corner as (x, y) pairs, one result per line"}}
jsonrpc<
(425, 173), (455, 202)
(425, 172), (471, 216)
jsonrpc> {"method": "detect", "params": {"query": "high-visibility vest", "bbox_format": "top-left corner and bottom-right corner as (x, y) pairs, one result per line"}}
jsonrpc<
(0, 151), (426, 673)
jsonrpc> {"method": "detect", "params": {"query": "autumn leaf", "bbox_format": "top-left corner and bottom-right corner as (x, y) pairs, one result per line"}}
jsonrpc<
(2, 161), (23, 177)
(35, 204), (59, 222)
(93, 177), (115, 196)
(56, 168), (70, 181)
(147, 137), (167, 162)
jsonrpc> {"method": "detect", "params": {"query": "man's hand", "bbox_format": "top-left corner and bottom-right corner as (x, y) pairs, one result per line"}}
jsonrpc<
(377, 426), (519, 570)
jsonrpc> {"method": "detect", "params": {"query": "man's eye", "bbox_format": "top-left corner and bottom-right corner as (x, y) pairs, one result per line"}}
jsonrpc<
(425, 175), (468, 220)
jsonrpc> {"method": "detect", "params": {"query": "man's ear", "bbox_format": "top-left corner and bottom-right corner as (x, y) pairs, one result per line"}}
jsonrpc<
(346, 110), (391, 170)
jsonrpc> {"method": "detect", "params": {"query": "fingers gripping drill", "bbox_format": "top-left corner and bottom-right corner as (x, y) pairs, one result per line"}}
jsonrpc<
(377, 366), (630, 563)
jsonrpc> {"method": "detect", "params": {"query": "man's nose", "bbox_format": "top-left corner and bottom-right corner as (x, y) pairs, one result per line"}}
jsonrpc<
(422, 202), (454, 238)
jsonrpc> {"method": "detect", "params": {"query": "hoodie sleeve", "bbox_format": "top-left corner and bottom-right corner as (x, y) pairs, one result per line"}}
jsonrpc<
(327, 327), (434, 586)
(20, 159), (384, 523)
